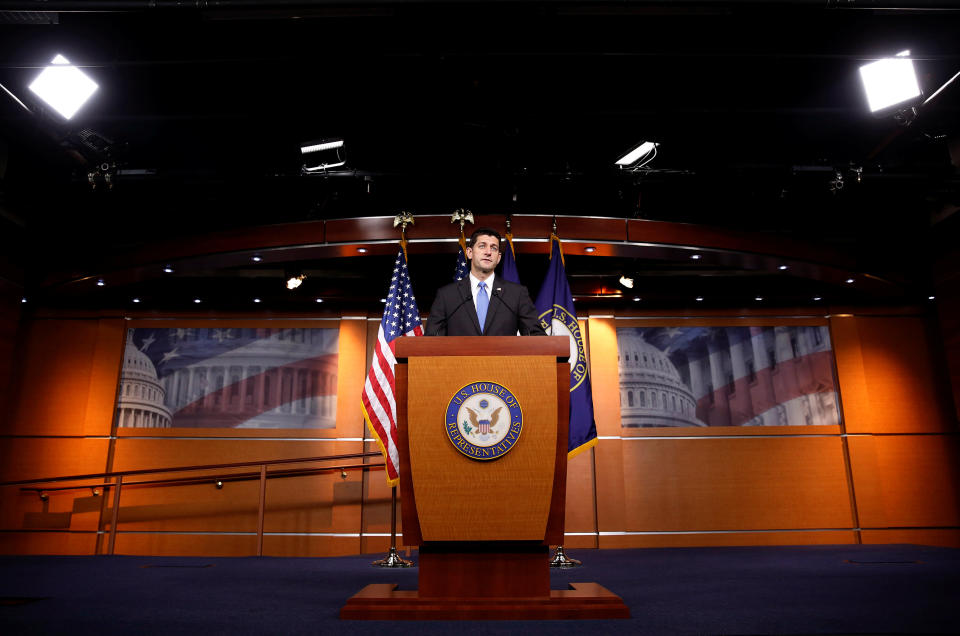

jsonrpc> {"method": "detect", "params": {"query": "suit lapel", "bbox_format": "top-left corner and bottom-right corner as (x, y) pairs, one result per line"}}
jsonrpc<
(483, 281), (502, 334)
(457, 278), (482, 335)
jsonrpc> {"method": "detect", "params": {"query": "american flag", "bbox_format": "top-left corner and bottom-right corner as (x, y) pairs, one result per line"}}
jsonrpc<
(361, 248), (423, 485)
(453, 232), (469, 281)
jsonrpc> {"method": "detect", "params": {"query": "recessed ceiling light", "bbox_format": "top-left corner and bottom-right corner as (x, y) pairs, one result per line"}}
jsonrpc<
(253, 298), (261, 303)
(132, 298), (140, 303)
(163, 265), (174, 273)
(286, 274), (305, 290)
(813, 296), (822, 301)
(315, 298), (323, 303)
(633, 296), (641, 302)
(96, 278), (104, 286)
(21, 297), (27, 303)
(28, 54), (99, 120)
(695, 296), (704, 302)
(691, 254), (701, 260)
(380, 298), (387, 303)
(778, 265), (788, 270)
(193, 298), (202, 304)
(584, 246), (596, 253)
(846, 278), (855, 284)
(357, 247), (368, 254)
(928, 295), (936, 300)
(251, 255), (262, 263)
(755, 296), (763, 301)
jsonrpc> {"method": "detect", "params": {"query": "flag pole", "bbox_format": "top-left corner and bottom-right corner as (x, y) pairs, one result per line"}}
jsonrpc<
(545, 216), (584, 569)
(372, 485), (413, 568)
(371, 210), (417, 569)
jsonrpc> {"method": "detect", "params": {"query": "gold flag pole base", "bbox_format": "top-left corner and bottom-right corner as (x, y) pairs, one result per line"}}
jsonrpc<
(549, 545), (582, 568)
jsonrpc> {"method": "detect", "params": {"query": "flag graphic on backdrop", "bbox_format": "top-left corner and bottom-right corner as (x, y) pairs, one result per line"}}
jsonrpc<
(500, 231), (520, 284)
(453, 230), (469, 281)
(361, 248), (423, 486)
(117, 327), (338, 429)
(534, 234), (598, 457)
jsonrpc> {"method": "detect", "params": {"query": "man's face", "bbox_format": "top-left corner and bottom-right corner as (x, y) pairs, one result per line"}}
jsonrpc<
(466, 234), (502, 277)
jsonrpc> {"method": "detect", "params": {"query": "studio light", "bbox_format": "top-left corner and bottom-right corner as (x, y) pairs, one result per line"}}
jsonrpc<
(859, 51), (921, 113)
(301, 138), (346, 173)
(619, 275), (635, 289)
(28, 54), (99, 120)
(286, 274), (306, 290)
(616, 141), (658, 168)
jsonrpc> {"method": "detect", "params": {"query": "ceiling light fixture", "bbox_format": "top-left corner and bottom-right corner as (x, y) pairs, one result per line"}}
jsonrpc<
(301, 139), (344, 154)
(96, 278), (104, 286)
(691, 254), (701, 260)
(132, 298), (140, 303)
(251, 255), (262, 263)
(778, 265), (788, 270)
(163, 265), (174, 273)
(21, 297), (27, 303)
(928, 295), (936, 300)
(813, 296), (822, 301)
(193, 298), (202, 304)
(253, 298), (261, 303)
(633, 297), (641, 302)
(28, 54), (99, 120)
(584, 246), (596, 253)
(695, 296), (704, 302)
(357, 247), (368, 254)
(286, 274), (306, 290)
(755, 296), (763, 301)
(846, 278), (855, 284)
(315, 298), (323, 303)
(616, 141), (658, 168)
(301, 138), (346, 173)
(619, 275), (634, 289)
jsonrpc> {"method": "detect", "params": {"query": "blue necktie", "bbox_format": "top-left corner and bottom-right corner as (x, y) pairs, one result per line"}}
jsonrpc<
(476, 281), (489, 334)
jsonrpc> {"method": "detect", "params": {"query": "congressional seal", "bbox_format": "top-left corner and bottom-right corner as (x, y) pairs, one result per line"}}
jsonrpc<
(444, 381), (524, 461)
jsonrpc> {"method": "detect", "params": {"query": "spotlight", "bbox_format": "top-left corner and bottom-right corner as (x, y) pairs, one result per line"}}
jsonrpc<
(96, 278), (104, 287)
(163, 265), (174, 273)
(691, 254), (702, 260)
(28, 54), (98, 120)
(813, 296), (823, 301)
(778, 265), (788, 271)
(21, 297), (27, 303)
(859, 50), (921, 113)
(619, 275), (635, 289)
(251, 255), (262, 263)
(132, 298), (140, 303)
(357, 247), (368, 254)
(193, 298), (202, 304)
(315, 298), (323, 303)
(286, 274), (306, 290)
(633, 296), (641, 302)
(253, 298), (261, 303)
(755, 296), (763, 301)
(928, 295), (936, 300)
(616, 141), (658, 168)
(695, 296), (704, 302)
(301, 139), (344, 154)
(846, 278), (855, 284)
(301, 138), (346, 173)
(584, 246), (596, 253)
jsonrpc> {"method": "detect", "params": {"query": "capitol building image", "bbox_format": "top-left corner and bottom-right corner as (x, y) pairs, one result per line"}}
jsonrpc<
(116, 329), (173, 428)
(617, 330), (704, 427)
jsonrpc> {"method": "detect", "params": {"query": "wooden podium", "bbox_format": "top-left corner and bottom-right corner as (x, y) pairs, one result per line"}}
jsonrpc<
(341, 337), (629, 620)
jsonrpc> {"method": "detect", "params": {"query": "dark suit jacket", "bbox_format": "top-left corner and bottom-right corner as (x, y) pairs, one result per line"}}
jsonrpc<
(426, 278), (546, 336)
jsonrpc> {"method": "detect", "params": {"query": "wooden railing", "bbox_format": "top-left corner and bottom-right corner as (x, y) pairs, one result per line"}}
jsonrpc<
(1, 451), (385, 556)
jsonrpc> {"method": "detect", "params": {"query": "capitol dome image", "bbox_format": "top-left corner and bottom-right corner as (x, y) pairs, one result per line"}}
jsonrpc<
(116, 329), (172, 428)
(617, 331), (704, 427)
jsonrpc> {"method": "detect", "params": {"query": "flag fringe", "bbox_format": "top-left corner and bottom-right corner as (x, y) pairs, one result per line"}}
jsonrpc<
(361, 396), (400, 487)
(567, 435), (598, 460)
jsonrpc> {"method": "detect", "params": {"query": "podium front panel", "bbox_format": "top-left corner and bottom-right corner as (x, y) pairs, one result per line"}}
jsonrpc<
(407, 355), (558, 542)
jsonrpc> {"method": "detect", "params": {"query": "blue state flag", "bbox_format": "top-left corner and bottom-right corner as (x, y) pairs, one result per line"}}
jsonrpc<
(534, 234), (598, 458)
(500, 232), (520, 284)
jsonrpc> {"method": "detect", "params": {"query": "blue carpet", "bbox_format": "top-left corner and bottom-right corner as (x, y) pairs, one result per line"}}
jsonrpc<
(1, 544), (958, 635)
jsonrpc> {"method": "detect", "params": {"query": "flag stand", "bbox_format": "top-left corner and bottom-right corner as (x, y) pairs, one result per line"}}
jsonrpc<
(549, 545), (582, 568)
(372, 486), (413, 568)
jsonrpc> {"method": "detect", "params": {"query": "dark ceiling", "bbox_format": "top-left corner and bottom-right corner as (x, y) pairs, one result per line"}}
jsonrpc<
(0, 2), (959, 311)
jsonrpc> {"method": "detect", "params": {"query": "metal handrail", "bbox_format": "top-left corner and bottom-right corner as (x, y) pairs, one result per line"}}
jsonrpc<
(3, 451), (386, 556)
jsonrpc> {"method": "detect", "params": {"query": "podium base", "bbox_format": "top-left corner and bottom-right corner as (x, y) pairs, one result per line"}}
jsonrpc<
(340, 582), (630, 620)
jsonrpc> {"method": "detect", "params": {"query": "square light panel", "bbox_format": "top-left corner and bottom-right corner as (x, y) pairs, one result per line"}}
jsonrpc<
(28, 54), (98, 120)
(859, 53), (921, 113)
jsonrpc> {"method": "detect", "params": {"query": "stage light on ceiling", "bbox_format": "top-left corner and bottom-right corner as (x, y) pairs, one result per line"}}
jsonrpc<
(616, 141), (658, 168)
(301, 139), (344, 154)
(28, 54), (99, 120)
(619, 275), (634, 289)
(859, 50), (921, 113)
(163, 265), (174, 273)
(286, 274), (306, 290)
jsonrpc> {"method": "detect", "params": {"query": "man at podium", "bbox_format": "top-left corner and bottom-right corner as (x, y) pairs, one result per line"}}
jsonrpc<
(427, 228), (545, 337)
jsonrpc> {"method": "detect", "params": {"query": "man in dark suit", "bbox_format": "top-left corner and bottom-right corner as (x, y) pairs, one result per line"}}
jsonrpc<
(427, 228), (545, 336)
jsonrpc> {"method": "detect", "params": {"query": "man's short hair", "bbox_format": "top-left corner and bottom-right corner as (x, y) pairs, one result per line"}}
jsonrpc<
(469, 227), (501, 246)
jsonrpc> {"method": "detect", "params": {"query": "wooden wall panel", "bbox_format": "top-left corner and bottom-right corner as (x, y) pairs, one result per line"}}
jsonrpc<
(264, 472), (363, 533)
(0, 531), (98, 555)
(333, 318), (367, 438)
(832, 315), (956, 434)
(847, 434), (960, 528)
(112, 533), (258, 557)
(0, 437), (110, 485)
(860, 529), (960, 549)
(599, 530), (857, 549)
(564, 447), (597, 541)
(621, 437), (854, 531)
(111, 481), (261, 532)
